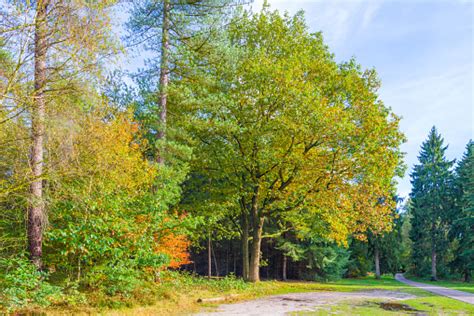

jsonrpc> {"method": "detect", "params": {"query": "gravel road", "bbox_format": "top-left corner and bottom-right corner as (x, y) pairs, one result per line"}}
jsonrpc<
(195, 290), (415, 315)
(395, 273), (474, 305)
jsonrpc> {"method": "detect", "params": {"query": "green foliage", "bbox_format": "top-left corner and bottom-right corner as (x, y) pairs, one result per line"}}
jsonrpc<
(450, 141), (474, 281)
(85, 261), (141, 297)
(409, 127), (455, 278)
(164, 270), (249, 292)
(305, 243), (350, 282)
(0, 256), (63, 310)
(346, 239), (372, 277)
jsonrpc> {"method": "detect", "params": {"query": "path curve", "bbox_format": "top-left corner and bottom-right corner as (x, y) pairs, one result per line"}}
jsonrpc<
(395, 273), (474, 305)
(196, 290), (415, 316)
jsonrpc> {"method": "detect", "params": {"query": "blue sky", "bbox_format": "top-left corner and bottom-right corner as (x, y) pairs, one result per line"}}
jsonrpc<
(252, 0), (473, 198)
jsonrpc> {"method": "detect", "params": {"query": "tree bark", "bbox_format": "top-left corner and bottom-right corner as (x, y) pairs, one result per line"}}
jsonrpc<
(249, 216), (264, 282)
(212, 239), (219, 277)
(374, 246), (381, 279)
(157, 0), (170, 164)
(207, 233), (212, 278)
(430, 222), (437, 281)
(282, 254), (287, 281)
(29, 0), (49, 270)
(431, 246), (437, 281)
(242, 212), (249, 280)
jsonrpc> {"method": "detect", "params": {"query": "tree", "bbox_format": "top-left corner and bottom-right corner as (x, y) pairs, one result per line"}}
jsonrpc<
(127, 0), (238, 163)
(1, 0), (119, 268)
(409, 127), (454, 280)
(171, 8), (404, 282)
(451, 141), (473, 281)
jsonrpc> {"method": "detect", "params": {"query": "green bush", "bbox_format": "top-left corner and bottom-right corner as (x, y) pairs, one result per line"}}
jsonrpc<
(0, 256), (63, 311)
(84, 261), (141, 297)
(302, 243), (350, 282)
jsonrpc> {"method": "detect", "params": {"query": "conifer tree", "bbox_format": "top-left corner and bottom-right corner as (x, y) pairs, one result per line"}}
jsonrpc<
(451, 141), (473, 281)
(409, 127), (454, 280)
(127, 0), (237, 163)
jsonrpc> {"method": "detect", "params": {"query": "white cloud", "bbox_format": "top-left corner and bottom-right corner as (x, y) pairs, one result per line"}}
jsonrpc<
(252, 0), (383, 51)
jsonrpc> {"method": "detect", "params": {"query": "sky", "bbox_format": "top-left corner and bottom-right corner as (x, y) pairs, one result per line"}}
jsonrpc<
(251, 0), (473, 198)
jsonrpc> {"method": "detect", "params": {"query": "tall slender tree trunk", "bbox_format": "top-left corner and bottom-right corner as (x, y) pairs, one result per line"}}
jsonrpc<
(29, 0), (49, 270)
(242, 215), (249, 280)
(249, 216), (264, 282)
(374, 246), (381, 279)
(212, 240), (219, 277)
(207, 233), (212, 279)
(431, 245), (437, 281)
(157, 0), (170, 164)
(282, 255), (287, 281)
(430, 223), (437, 281)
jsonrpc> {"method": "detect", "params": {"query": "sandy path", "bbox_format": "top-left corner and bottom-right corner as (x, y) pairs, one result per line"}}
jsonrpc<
(195, 290), (415, 316)
(395, 273), (474, 305)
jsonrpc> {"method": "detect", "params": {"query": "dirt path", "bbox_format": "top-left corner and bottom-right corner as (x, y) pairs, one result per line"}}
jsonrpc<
(395, 273), (474, 305)
(195, 290), (415, 316)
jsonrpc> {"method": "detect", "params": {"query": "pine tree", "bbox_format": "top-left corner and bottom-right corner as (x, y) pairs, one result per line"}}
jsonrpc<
(451, 141), (474, 281)
(127, 0), (237, 163)
(409, 127), (454, 280)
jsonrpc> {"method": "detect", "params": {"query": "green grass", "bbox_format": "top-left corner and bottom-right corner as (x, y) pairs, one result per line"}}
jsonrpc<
(293, 296), (474, 316)
(289, 276), (474, 316)
(407, 276), (474, 294)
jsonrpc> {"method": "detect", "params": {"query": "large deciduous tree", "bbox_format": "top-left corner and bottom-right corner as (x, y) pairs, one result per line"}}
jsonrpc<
(409, 127), (454, 280)
(172, 8), (404, 282)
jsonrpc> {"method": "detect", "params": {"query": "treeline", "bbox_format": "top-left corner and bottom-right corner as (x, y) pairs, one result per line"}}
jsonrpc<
(0, 0), (468, 312)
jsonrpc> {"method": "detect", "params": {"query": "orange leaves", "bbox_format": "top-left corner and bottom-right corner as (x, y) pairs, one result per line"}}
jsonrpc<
(155, 229), (192, 269)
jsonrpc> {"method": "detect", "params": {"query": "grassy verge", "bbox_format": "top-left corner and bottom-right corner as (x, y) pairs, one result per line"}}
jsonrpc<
(406, 276), (474, 294)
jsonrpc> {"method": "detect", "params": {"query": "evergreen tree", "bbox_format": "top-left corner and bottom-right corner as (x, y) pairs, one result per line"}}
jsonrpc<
(409, 127), (454, 280)
(451, 141), (474, 281)
(127, 0), (238, 163)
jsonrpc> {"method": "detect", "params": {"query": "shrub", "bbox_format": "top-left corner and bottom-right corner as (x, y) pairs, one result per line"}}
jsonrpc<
(0, 256), (63, 311)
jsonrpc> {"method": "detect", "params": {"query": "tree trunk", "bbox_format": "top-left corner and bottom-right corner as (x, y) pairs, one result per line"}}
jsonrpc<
(242, 213), (249, 280)
(249, 216), (264, 282)
(374, 246), (381, 279)
(282, 255), (287, 281)
(29, 0), (49, 270)
(157, 0), (170, 163)
(207, 233), (212, 278)
(430, 222), (437, 281)
(212, 240), (219, 277)
(431, 247), (437, 281)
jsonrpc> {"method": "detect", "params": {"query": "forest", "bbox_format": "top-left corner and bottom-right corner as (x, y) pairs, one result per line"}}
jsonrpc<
(0, 0), (472, 314)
